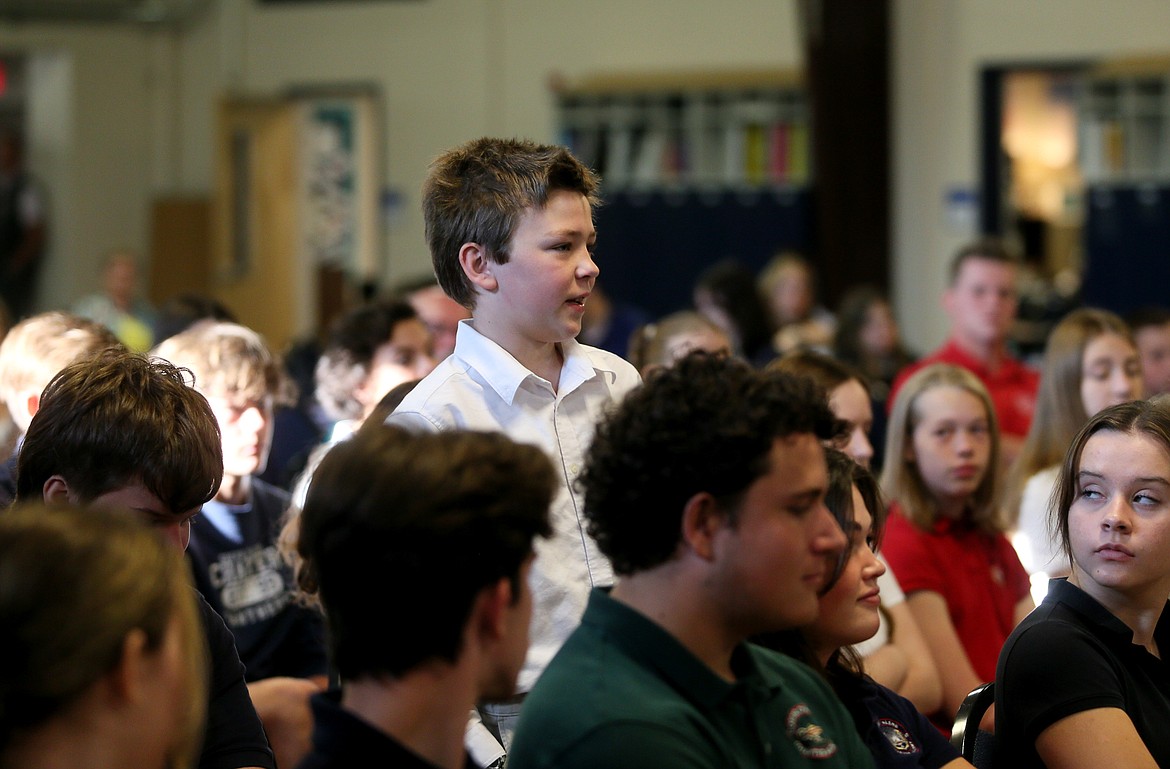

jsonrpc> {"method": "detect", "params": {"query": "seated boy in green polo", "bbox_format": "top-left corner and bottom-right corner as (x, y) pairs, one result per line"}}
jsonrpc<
(508, 353), (875, 769)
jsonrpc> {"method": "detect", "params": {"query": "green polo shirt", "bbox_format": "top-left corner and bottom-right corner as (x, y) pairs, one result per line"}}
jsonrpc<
(509, 589), (875, 769)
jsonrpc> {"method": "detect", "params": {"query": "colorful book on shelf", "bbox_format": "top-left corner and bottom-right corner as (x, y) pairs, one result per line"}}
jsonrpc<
(744, 123), (767, 186)
(788, 123), (809, 183)
(769, 122), (789, 182)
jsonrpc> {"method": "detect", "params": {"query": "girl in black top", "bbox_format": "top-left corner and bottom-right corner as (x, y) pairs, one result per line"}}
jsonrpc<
(997, 398), (1170, 769)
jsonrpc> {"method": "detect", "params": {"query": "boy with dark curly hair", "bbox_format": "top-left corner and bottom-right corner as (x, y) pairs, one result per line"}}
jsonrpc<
(509, 352), (874, 769)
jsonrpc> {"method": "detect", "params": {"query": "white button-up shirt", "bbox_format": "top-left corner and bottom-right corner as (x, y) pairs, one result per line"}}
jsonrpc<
(388, 319), (641, 691)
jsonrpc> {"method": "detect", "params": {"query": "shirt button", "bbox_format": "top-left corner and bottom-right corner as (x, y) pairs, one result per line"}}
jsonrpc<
(570, 463), (580, 474)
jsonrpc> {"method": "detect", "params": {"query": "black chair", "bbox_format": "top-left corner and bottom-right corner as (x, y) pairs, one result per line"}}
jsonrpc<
(951, 682), (996, 768)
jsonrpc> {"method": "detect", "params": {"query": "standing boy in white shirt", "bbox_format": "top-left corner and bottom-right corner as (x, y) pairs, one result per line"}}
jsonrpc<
(389, 137), (640, 765)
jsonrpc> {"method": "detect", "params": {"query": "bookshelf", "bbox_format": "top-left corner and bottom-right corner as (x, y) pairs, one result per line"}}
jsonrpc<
(1079, 57), (1170, 183)
(555, 70), (812, 192)
(1078, 56), (1170, 315)
(552, 71), (815, 318)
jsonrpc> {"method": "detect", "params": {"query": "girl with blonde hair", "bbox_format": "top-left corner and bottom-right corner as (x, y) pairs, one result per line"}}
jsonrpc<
(881, 364), (1032, 729)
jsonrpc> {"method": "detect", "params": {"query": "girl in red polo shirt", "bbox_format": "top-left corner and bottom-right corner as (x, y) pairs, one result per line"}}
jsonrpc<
(880, 363), (1032, 730)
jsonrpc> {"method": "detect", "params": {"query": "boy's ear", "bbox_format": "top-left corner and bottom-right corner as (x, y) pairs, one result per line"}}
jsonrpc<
(458, 242), (499, 294)
(103, 628), (150, 707)
(43, 475), (73, 505)
(472, 577), (512, 643)
(680, 491), (725, 562)
(24, 392), (40, 420)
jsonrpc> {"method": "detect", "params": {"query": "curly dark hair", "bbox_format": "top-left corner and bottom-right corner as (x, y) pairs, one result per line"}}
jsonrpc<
(580, 351), (842, 575)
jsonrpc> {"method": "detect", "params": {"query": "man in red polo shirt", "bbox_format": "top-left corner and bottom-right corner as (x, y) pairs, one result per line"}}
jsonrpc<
(890, 238), (1038, 464)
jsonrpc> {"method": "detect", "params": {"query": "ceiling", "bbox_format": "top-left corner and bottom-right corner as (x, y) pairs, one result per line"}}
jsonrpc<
(0, 0), (212, 25)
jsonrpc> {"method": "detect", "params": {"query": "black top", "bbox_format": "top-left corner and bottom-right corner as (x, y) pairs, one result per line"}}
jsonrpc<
(996, 578), (1170, 769)
(838, 674), (961, 769)
(187, 477), (327, 681)
(197, 591), (277, 769)
(296, 691), (477, 769)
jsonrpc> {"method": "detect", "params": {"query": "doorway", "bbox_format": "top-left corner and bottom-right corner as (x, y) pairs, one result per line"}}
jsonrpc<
(981, 63), (1088, 360)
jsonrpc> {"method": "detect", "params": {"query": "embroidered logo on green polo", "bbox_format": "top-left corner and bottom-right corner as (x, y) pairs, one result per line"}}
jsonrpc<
(785, 703), (838, 758)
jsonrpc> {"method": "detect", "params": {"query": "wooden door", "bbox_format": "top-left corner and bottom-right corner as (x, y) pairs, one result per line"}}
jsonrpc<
(212, 98), (309, 352)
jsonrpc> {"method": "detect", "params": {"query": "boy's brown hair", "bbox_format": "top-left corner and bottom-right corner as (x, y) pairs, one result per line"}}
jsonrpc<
(948, 236), (1021, 285)
(15, 349), (222, 513)
(422, 137), (600, 308)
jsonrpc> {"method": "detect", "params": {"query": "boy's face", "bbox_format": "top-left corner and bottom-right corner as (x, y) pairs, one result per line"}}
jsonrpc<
(204, 389), (274, 480)
(357, 318), (436, 418)
(86, 482), (200, 551)
(482, 555), (536, 702)
(1135, 322), (1170, 397)
(486, 189), (598, 348)
(707, 434), (847, 636)
(943, 257), (1018, 351)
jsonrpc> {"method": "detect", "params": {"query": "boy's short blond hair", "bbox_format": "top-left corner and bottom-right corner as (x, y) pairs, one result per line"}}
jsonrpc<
(152, 320), (283, 402)
(0, 312), (120, 421)
(422, 137), (600, 309)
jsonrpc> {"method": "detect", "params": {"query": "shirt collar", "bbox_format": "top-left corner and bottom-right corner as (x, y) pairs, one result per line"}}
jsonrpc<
(581, 588), (778, 710)
(1046, 577), (1170, 648)
(452, 319), (615, 404)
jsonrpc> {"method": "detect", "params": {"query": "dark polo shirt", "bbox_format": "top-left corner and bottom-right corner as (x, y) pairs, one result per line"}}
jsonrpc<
(508, 588), (874, 769)
(297, 690), (476, 769)
(996, 578), (1170, 768)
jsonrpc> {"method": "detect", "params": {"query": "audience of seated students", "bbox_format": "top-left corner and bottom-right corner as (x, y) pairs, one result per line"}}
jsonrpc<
(508, 352), (872, 769)
(399, 277), (471, 361)
(759, 251), (836, 356)
(578, 280), (650, 360)
(1007, 308), (1142, 600)
(770, 350), (942, 716)
(692, 257), (777, 366)
(890, 238), (1039, 466)
(1126, 306), (1170, 397)
(14, 349), (276, 769)
(761, 449), (968, 769)
(997, 398), (1170, 769)
(0, 311), (119, 507)
(880, 363), (1033, 729)
(0, 503), (207, 769)
(294, 425), (554, 769)
(153, 321), (329, 768)
(314, 298), (436, 444)
(387, 137), (641, 767)
(72, 249), (156, 352)
(625, 309), (731, 376)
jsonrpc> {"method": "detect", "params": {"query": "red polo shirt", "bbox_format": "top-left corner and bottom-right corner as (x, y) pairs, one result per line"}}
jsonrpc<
(888, 338), (1039, 439)
(882, 503), (1031, 685)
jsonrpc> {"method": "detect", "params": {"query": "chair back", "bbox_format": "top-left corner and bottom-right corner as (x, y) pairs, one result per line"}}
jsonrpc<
(951, 681), (996, 768)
